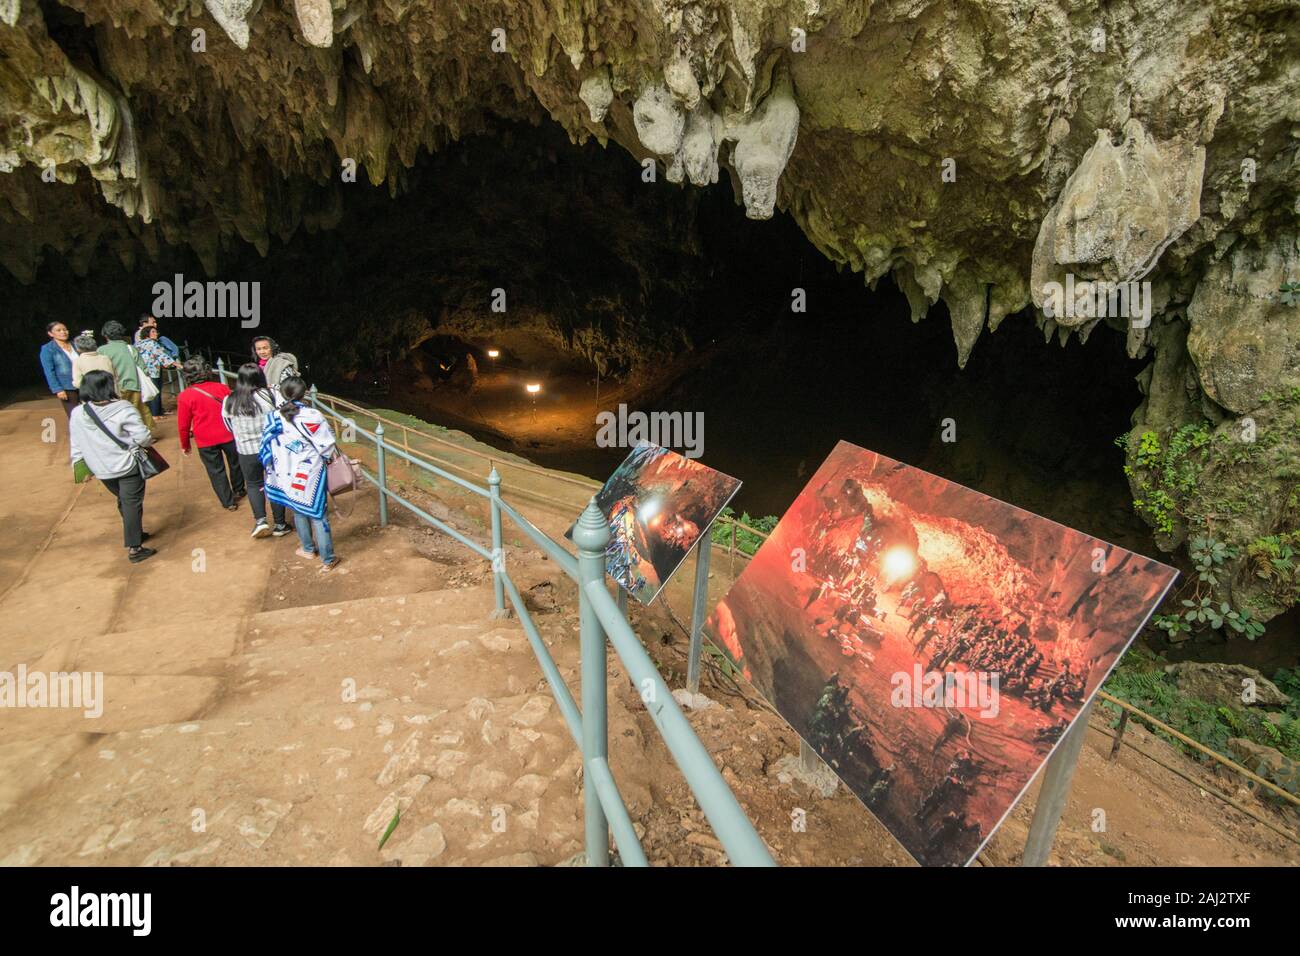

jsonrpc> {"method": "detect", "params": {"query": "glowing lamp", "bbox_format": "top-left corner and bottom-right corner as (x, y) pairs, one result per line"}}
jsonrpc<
(487, 349), (500, 358)
(881, 546), (918, 582)
(526, 383), (541, 394)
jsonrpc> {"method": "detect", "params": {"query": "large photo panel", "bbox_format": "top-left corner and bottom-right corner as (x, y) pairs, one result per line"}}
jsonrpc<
(571, 442), (742, 604)
(705, 441), (1177, 866)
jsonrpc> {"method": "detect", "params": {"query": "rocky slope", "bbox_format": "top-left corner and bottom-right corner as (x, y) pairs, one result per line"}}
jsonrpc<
(2, 0), (1298, 615)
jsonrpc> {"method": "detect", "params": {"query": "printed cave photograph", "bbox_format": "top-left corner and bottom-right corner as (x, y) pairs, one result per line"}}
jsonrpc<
(570, 442), (741, 604)
(707, 441), (1179, 866)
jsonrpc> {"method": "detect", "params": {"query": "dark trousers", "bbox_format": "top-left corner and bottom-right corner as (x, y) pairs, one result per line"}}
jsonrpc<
(237, 452), (285, 525)
(147, 376), (164, 416)
(198, 441), (245, 507)
(101, 471), (146, 549)
(58, 388), (80, 418)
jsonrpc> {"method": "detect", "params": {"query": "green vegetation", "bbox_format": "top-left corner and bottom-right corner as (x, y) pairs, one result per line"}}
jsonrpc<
(1148, 534), (1266, 641)
(378, 808), (401, 851)
(1102, 647), (1300, 781)
(1246, 532), (1300, 607)
(1280, 280), (1300, 306)
(711, 506), (778, 557)
(1117, 423), (1215, 535)
(1118, 401), (1300, 636)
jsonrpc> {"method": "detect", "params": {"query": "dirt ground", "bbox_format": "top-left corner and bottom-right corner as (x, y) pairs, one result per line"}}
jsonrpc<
(1, 389), (1295, 867)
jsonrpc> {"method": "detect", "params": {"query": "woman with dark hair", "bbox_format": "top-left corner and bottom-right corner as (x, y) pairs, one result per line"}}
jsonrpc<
(222, 363), (290, 538)
(68, 370), (156, 563)
(252, 335), (300, 401)
(39, 321), (79, 417)
(176, 356), (246, 510)
(260, 375), (341, 571)
(137, 326), (182, 420)
(98, 319), (154, 431)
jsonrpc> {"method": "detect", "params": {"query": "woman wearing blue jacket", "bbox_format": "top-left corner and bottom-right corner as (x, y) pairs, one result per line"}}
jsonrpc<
(39, 321), (79, 417)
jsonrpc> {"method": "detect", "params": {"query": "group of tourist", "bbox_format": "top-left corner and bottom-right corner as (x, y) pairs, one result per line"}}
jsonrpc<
(40, 316), (179, 426)
(45, 322), (341, 569)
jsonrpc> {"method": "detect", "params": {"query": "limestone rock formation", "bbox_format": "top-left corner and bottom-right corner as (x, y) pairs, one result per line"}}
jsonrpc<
(1, 0), (1299, 618)
(1031, 120), (1206, 334)
(1186, 234), (1300, 416)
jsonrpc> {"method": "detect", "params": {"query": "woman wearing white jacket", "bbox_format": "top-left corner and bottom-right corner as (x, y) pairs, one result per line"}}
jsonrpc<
(69, 370), (157, 563)
(260, 375), (341, 571)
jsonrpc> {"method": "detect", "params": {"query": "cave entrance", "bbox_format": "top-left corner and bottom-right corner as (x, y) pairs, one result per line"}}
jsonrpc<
(6, 119), (1154, 554)
(262, 121), (1149, 553)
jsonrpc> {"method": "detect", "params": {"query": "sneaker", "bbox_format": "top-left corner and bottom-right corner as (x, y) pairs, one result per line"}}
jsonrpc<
(128, 546), (157, 564)
(234, 489), (247, 500)
(295, 547), (316, 560)
(225, 504), (238, 512)
(271, 524), (293, 537)
(251, 521), (271, 539)
(319, 557), (341, 572)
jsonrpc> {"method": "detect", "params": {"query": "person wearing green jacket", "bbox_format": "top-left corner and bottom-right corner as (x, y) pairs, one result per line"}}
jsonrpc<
(99, 320), (155, 431)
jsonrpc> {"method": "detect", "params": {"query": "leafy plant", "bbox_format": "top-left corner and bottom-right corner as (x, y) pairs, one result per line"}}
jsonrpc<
(1246, 533), (1300, 606)
(1280, 280), (1300, 306)
(1180, 595), (1226, 629)
(1152, 612), (1191, 639)
(1223, 605), (1265, 640)
(1189, 535), (1236, 583)
(711, 506), (777, 557)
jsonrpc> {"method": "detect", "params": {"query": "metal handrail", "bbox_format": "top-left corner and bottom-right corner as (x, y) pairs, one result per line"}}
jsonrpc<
(215, 360), (774, 867)
(304, 388), (768, 548)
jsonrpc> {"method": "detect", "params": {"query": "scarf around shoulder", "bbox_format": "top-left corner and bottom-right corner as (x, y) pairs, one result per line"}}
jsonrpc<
(259, 403), (334, 520)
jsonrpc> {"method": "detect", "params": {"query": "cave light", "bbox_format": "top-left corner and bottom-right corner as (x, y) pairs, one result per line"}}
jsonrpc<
(638, 498), (662, 524)
(881, 546), (918, 584)
(525, 382), (541, 394)
(487, 349), (500, 358)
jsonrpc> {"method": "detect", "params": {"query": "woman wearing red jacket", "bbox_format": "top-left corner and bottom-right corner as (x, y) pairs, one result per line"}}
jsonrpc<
(177, 357), (246, 510)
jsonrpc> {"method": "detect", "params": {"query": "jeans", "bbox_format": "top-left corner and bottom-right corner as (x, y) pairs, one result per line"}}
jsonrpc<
(147, 375), (164, 416)
(237, 452), (285, 525)
(101, 470), (146, 549)
(198, 441), (246, 507)
(292, 510), (335, 563)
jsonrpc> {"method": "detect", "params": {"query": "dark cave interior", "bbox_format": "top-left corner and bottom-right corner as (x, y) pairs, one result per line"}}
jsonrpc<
(3, 119), (1152, 545)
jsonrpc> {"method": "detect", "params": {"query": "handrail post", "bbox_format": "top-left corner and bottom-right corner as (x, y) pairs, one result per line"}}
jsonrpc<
(686, 538), (711, 695)
(216, 356), (225, 381)
(573, 498), (611, 866)
(375, 424), (389, 527)
(488, 466), (505, 614)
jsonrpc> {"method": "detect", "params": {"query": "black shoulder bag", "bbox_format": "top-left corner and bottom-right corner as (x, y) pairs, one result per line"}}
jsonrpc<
(82, 403), (170, 480)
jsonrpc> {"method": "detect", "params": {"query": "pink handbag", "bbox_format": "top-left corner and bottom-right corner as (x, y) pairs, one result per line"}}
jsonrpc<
(326, 454), (361, 496)
(293, 416), (359, 496)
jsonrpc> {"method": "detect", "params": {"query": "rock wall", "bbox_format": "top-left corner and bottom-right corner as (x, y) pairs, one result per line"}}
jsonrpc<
(2, 0), (1299, 616)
